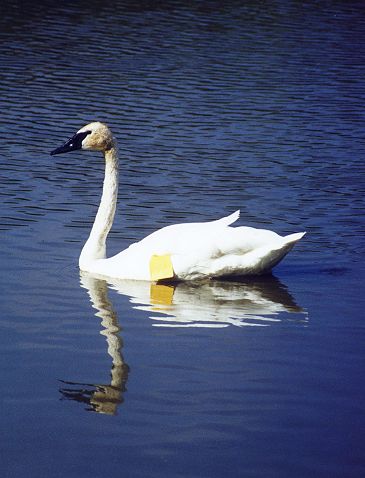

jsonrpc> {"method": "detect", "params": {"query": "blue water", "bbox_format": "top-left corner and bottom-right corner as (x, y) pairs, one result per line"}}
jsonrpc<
(0, 1), (364, 477)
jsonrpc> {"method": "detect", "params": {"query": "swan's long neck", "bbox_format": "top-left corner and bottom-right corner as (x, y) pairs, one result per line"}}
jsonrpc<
(79, 146), (119, 268)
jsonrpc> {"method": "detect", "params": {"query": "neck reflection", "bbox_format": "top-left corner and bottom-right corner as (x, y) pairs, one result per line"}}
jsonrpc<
(59, 274), (129, 415)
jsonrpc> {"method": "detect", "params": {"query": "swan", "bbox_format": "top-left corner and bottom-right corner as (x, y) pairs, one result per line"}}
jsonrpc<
(50, 122), (305, 281)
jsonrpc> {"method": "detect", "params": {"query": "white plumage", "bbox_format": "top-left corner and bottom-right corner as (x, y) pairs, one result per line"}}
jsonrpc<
(51, 122), (305, 281)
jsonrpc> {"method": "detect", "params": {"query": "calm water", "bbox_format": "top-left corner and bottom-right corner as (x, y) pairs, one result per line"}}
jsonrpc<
(1, 1), (364, 477)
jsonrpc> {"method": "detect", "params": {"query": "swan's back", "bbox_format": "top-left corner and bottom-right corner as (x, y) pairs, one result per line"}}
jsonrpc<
(104, 211), (305, 281)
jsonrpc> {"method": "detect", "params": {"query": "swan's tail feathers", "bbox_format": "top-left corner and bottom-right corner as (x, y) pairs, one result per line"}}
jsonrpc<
(213, 210), (240, 227)
(283, 231), (306, 245)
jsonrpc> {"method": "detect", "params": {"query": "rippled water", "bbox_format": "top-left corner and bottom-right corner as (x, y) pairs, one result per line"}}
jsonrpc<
(1, 1), (364, 477)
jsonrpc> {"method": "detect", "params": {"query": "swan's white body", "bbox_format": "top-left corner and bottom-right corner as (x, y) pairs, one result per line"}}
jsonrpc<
(51, 122), (305, 281)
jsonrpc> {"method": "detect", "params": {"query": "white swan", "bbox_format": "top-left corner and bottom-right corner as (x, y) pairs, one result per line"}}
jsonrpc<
(51, 122), (305, 281)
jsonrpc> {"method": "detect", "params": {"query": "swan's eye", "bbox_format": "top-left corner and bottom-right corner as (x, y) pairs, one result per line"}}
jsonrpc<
(73, 131), (92, 147)
(78, 131), (92, 142)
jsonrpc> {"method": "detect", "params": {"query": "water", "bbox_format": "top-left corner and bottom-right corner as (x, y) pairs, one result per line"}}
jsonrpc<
(1, 1), (364, 476)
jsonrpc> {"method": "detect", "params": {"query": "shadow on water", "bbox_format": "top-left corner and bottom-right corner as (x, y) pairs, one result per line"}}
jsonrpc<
(59, 272), (307, 415)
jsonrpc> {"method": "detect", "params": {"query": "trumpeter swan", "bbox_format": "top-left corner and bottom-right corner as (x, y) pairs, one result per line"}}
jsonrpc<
(50, 122), (305, 281)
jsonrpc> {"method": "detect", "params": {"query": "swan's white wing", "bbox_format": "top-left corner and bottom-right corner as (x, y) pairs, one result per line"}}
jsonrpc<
(168, 225), (305, 280)
(115, 212), (304, 280)
(210, 209), (240, 226)
(92, 211), (304, 280)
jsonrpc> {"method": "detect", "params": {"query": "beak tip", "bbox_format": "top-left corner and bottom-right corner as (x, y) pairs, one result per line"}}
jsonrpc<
(50, 146), (65, 156)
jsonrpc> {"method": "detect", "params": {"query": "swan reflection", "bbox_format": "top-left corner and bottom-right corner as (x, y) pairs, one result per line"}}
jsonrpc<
(60, 273), (307, 414)
(59, 275), (129, 415)
(107, 275), (308, 328)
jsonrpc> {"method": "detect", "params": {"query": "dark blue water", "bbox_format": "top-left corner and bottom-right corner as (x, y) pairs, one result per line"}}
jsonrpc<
(0, 1), (364, 477)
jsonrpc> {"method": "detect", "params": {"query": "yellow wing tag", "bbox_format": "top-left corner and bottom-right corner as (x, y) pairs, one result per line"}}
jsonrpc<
(149, 254), (175, 281)
(150, 284), (175, 305)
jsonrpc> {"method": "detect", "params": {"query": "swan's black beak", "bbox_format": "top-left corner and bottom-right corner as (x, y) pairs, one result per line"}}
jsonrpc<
(50, 131), (91, 156)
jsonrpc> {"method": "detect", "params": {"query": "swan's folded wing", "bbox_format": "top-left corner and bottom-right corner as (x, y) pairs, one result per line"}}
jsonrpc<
(210, 210), (240, 227)
(170, 227), (305, 280)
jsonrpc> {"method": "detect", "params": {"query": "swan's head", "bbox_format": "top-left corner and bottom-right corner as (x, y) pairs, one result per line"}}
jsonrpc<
(50, 122), (115, 155)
